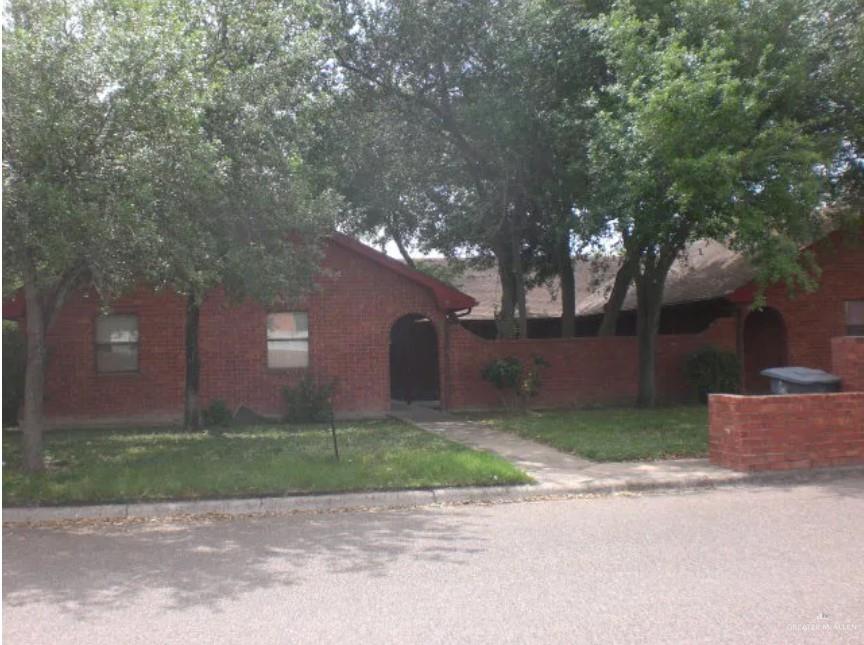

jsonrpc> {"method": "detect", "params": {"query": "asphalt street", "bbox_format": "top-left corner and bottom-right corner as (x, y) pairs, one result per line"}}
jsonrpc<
(4, 477), (864, 645)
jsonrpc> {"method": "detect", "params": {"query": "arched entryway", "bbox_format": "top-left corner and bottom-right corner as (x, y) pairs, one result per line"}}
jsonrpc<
(742, 307), (788, 393)
(390, 314), (440, 405)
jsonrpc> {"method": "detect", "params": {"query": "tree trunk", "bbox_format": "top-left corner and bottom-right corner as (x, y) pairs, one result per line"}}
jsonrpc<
(21, 269), (47, 472)
(493, 225), (518, 338)
(387, 224), (415, 268)
(495, 253), (518, 339)
(635, 264), (668, 408)
(512, 229), (528, 339)
(598, 251), (637, 337)
(184, 293), (202, 430)
(558, 233), (576, 337)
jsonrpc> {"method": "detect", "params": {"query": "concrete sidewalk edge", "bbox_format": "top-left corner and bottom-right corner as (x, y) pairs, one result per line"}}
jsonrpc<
(4, 465), (863, 524)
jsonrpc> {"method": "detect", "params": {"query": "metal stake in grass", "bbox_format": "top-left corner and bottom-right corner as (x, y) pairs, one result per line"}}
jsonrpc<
(329, 408), (340, 462)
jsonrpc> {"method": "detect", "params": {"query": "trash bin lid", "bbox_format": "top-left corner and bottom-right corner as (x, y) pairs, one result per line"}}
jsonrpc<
(759, 366), (841, 385)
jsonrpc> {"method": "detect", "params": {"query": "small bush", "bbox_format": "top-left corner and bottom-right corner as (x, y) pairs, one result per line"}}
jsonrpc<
(481, 356), (523, 390)
(283, 375), (336, 423)
(685, 347), (741, 402)
(481, 355), (549, 409)
(3, 321), (26, 426)
(202, 400), (233, 427)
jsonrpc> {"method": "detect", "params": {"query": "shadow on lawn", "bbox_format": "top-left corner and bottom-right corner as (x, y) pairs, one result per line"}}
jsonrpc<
(2, 505), (488, 618)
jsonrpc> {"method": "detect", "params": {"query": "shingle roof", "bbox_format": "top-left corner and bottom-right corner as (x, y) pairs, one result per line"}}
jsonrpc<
(421, 240), (755, 320)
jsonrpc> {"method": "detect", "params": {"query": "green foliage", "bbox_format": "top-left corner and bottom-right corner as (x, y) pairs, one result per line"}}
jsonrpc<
(685, 347), (741, 403)
(588, 0), (829, 283)
(2, 322), (27, 426)
(481, 355), (549, 407)
(201, 400), (233, 428)
(283, 375), (337, 424)
(329, 0), (605, 335)
(3, 0), (339, 455)
(481, 357), (524, 390)
(585, 0), (844, 404)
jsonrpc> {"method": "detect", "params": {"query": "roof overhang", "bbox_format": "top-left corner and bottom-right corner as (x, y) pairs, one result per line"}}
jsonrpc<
(329, 233), (478, 314)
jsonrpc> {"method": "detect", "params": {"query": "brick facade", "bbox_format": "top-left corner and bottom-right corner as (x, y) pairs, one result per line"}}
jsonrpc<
(43, 239), (448, 425)
(444, 318), (737, 410)
(734, 230), (864, 388)
(831, 336), (864, 392)
(28, 227), (862, 426)
(44, 287), (187, 425)
(709, 337), (864, 472)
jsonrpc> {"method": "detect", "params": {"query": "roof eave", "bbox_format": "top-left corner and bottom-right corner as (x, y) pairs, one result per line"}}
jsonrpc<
(329, 233), (478, 314)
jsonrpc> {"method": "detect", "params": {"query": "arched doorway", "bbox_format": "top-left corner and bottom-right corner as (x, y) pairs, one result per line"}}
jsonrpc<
(742, 307), (788, 393)
(390, 314), (440, 405)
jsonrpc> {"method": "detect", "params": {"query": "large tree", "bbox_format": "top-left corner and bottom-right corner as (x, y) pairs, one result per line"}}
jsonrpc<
(3, 0), (206, 470)
(137, 0), (338, 429)
(3, 0), (337, 472)
(329, 0), (603, 338)
(588, 0), (839, 406)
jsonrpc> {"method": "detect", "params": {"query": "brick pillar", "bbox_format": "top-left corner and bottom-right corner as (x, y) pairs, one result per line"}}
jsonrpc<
(831, 336), (864, 392)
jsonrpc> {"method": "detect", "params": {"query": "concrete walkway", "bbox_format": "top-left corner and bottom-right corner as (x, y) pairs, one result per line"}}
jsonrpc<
(389, 403), (863, 492)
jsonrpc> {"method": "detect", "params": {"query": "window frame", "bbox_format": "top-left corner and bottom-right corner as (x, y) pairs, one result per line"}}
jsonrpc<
(94, 313), (140, 374)
(266, 311), (310, 370)
(845, 300), (864, 336)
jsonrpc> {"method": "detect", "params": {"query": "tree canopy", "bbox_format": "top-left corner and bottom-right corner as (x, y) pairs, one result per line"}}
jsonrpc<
(4, 0), (862, 469)
(3, 0), (338, 466)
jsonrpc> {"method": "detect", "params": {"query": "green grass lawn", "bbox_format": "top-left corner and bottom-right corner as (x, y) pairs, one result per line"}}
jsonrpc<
(472, 406), (708, 462)
(2, 420), (530, 507)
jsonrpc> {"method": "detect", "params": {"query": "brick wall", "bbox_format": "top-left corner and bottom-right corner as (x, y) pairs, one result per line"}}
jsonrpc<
(831, 336), (864, 392)
(740, 230), (864, 373)
(44, 239), (446, 425)
(44, 287), (187, 425)
(709, 392), (864, 471)
(709, 335), (864, 472)
(444, 317), (737, 410)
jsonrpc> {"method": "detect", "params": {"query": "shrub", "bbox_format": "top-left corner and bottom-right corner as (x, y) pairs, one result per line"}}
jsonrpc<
(202, 399), (233, 428)
(283, 375), (336, 423)
(3, 321), (26, 426)
(481, 355), (549, 409)
(481, 356), (523, 390)
(685, 347), (741, 402)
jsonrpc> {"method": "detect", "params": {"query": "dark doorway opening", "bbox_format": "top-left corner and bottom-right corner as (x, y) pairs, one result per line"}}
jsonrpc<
(390, 314), (440, 404)
(742, 307), (788, 393)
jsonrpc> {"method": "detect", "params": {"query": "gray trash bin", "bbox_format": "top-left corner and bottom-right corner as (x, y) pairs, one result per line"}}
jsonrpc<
(760, 367), (841, 394)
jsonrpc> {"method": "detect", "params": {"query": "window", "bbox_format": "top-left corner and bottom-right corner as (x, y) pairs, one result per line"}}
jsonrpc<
(267, 312), (309, 368)
(95, 315), (139, 373)
(846, 300), (864, 336)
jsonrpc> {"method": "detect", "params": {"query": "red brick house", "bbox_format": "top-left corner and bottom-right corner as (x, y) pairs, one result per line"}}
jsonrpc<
(4, 228), (863, 425)
(5, 234), (476, 425)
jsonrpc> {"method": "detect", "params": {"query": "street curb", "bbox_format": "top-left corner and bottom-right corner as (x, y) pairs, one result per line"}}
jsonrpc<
(4, 465), (863, 525)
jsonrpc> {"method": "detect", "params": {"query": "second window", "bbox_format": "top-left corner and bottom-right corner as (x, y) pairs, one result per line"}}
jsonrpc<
(267, 312), (309, 368)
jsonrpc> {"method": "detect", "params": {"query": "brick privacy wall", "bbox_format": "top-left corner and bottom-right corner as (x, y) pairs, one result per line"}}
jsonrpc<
(754, 230), (864, 372)
(708, 392), (864, 471)
(444, 317), (737, 410)
(710, 336), (864, 471)
(44, 240), (445, 425)
(831, 336), (864, 392)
